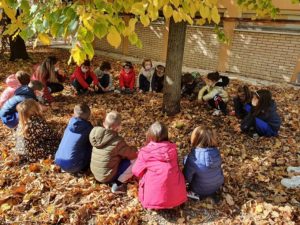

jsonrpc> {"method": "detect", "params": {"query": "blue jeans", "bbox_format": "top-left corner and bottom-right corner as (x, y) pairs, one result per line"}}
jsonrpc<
(255, 118), (277, 137)
(112, 159), (131, 183)
(1, 112), (18, 128)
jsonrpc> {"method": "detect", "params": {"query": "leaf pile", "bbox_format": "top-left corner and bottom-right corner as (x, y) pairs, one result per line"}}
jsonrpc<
(0, 48), (299, 224)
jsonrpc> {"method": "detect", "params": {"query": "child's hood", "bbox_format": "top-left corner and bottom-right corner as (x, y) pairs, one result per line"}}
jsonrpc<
(141, 141), (177, 162)
(215, 75), (229, 87)
(89, 126), (119, 148)
(68, 117), (92, 134)
(6, 74), (20, 88)
(194, 147), (222, 168)
(15, 85), (36, 98)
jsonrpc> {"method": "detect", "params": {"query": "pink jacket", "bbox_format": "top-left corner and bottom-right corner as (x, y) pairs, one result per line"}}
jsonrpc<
(132, 141), (187, 209)
(0, 74), (21, 108)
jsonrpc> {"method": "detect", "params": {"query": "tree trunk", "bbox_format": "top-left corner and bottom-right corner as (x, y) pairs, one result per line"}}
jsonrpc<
(162, 18), (187, 116)
(9, 35), (29, 61)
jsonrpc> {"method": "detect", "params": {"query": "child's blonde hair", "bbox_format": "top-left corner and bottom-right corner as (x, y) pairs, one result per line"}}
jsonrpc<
(191, 126), (218, 148)
(17, 99), (42, 138)
(146, 121), (168, 143)
(104, 111), (121, 129)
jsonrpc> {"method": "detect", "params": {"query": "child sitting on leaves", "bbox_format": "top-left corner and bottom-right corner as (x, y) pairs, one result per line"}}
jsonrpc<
(118, 61), (135, 94)
(132, 122), (187, 209)
(15, 99), (59, 163)
(198, 72), (229, 116)
(183, 126), (224, 203)
(89, 111), (137, 193)
(240, 89), (281, 137)
(181, 72), (204, 100)
(55, 103), (93, 173)
(0, 71), (29, 108)
(94, 61), (114, 93)
(151, 65), (165, 93)
(137, 59), (154, 93)
(0, 78), (43, 128)
(71, 59), (100, 94)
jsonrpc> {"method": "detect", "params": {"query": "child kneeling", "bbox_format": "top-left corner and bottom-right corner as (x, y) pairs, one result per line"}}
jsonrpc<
(55, 103), (93, 173)
(198, 72), (229, 115)
(132, 122), (187, 209)
(183, 126), (224, 202)
(89, 111), (137, 193)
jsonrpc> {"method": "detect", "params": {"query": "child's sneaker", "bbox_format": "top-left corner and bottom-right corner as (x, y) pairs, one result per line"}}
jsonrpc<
(114, 89), (121, 94)
(187, 191), (200, 200)
(212, 109), (221, 116)
(111, 183), (127, 194)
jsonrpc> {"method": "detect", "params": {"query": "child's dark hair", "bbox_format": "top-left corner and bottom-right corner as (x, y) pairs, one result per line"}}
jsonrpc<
(28, 80), (43, 91)
(142, 59), (152, 68)
(100, 61), (112, 71)
(74, 103), (91, 120)
(253, 89), (272, 116)
(182, 73), (195, 84)
(191, 126), (218, 148)
(82, 60), (91, 67)
(156, 65), (165, 71)
(123, 61), (133, 69)
(146, 121), (168, 143)
(207, 71), (220, 82)
(16, 71), (31, 85)
(237, 85), (252, 103)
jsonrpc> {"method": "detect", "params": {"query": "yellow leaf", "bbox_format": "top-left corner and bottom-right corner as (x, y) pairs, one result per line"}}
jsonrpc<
(38, 33), (51, 45)
(71, 45), (86, 65)
(255, 204), (264, 213)
(211, 6), (220, 24)
(171, 0), (180, 8)
(83, 18), (94, 31)
(172, 10), (182, 23)
(196, 18), (206, 26)
(140, 14), (150, 27)
(199, 4), (210, 19)
(128, 18), (137, 32)
(163, 5), (173, 19)
(1, 203), (11, 212)
(107, 26), (121, 48)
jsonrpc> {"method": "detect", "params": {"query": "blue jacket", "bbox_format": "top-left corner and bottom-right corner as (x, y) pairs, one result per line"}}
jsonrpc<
(256, 101), (281, 132)
(55, 117), (93, 173)
(0, 85), (37, 117)
(183, 147), (224, 196)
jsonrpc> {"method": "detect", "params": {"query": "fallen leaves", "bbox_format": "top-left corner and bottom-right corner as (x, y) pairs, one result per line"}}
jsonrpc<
(0, 47), (299, 224)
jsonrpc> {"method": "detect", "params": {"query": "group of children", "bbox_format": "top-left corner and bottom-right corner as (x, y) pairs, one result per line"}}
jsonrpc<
(0, 56), (283, 210)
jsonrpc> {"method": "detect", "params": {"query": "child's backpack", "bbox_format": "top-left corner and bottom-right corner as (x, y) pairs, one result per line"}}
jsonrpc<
(215, 75), (229, 87)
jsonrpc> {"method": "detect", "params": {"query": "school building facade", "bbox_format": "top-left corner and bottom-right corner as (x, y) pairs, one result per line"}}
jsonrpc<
(93, 0), (300, 83)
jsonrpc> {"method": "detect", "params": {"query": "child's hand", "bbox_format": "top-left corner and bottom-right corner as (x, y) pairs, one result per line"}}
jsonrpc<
(94, 85), (99, 92)
(88, 87), (94, 92)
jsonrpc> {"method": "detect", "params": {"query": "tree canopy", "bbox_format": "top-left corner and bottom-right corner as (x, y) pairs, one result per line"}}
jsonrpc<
(0, 0), (293, 65)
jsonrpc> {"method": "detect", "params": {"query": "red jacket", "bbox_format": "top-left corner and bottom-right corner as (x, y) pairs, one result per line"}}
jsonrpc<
(119, 69), (135, 90)
(71, 66), (99, 89)
(132, 141), (187, 209)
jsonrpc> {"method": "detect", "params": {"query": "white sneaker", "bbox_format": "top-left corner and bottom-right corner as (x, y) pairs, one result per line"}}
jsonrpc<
(287, 167), (300, 174)
(114, 89), (121, 94)
(212, 109), (221, 116)
(187, 191), (200, 200)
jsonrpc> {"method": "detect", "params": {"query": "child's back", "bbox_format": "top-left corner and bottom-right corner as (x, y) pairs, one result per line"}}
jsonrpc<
(184, 147), (224, 196)
(55, 117), (93, 173)
(90, 126), (136, 183)
(132, 122), (187, 209)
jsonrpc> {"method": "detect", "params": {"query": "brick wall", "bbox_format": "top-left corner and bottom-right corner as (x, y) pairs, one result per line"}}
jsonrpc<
(228, 31), (300, 82)
(128, 22), (165, 62)
(184, 26), (220, 71)
(93, 23), (300, 82)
